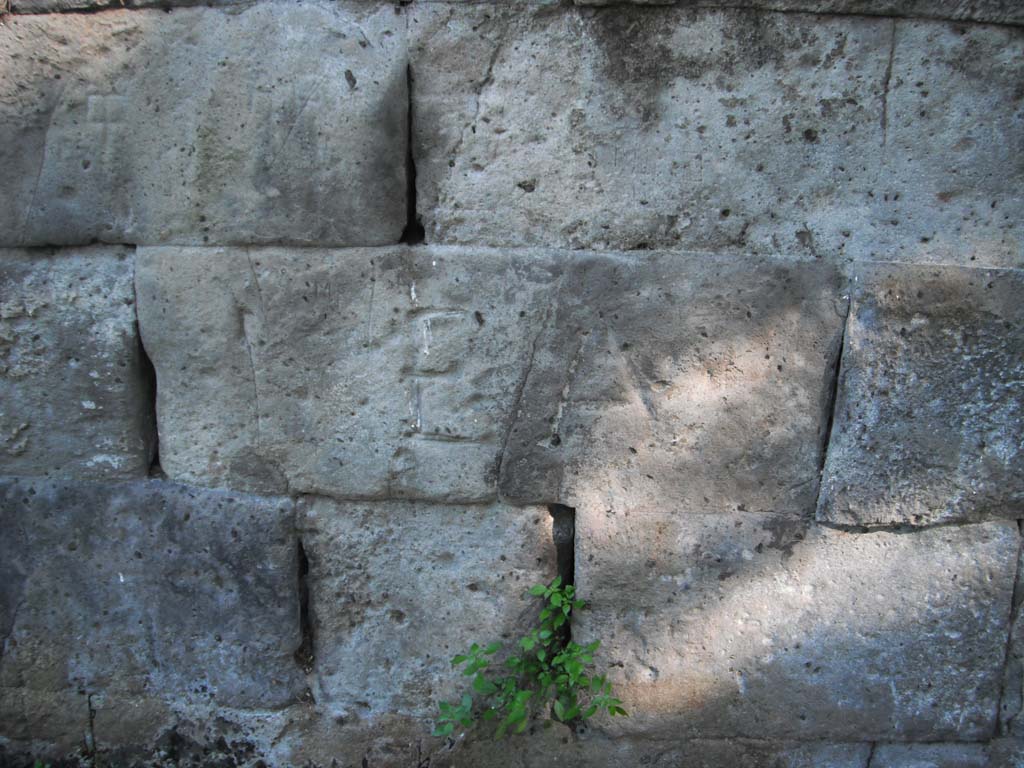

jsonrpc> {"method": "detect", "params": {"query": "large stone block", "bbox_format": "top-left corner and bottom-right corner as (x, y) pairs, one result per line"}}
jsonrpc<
(410, 6), (1023, 266)
(0, 476), (304, 753)
(135, 245), (558, 500)
(817, 263), (1024, 527)
(499, 252), (846, 516)
(296, 497), (556, 720)
(574, 509), (1017, 741)
(0, 247), (154, 479)
(0, 2), (406, 247)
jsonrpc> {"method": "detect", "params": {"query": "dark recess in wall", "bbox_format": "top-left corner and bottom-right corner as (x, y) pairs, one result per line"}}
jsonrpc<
(137, 327), (163, 478)
(549, 504), (576, 589)
(294, 540), (315, 674)
(400, 63), (425, 245)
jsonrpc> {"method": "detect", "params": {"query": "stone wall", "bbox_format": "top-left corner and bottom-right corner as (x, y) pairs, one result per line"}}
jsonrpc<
(0, 1), (1022, 766)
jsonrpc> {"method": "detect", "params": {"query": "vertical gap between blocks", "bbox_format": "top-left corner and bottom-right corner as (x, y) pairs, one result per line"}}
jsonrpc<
(294, 539), (315, 679)
(400, 62), (425, 245)
(549, 504), (576, 643)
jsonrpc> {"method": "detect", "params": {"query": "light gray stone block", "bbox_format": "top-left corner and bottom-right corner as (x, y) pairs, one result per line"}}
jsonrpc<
(0, 476), (304, 752)
(136, 245), (559, 500)
(0, 3), (406, 247)
(817, 263), (1024, 527)
(296, 497), (556, 720)
(411, 5), (1023, 266)
(499, 251), (846, 515)
(0, 247), (154, 479)
(573, 510), (1017, 741)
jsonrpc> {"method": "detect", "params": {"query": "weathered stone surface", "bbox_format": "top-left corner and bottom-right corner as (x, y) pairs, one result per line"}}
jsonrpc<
(296, 497), (556, 720)
(136, 245), (558, 500)
(411, 6), (1023, 266)
(871, 743), (991, 768)
(817, 263), (1024, 527)
(878, 21), (1024, 267)
(574, 511), (1017, 741)
(0, 247), (154, 479)
(0, 476), (304, 754)
(0, 3), (406, 247)
(500, 252), (846, 515)
(572, 1), (1024, 27)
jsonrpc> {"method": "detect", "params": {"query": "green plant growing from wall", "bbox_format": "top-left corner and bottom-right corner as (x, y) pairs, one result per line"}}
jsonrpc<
(433, 577), (627, 739)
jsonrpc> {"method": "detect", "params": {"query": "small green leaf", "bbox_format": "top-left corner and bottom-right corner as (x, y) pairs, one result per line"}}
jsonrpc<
(529, 585), (547, 596)
(473, 674), (498, 695)
(553, 699), (565, 720)
(551, 576), (562, 589)
(550, 593), (563, 607)
(484, 642), (502, 655)
(584, 704), (598, 719)
(451, 654), (468, 666)
(432, 722), (454, 737)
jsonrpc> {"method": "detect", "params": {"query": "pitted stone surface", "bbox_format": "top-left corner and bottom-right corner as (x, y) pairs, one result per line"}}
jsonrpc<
(136, 246), (559, 500)
(297, 497), (556, 720)
(411, 6), (1023, 265)
(573, 510), (1017, 741)
(877, 21), (1024, 268)
(0, 247), (154, 479)
(817, 263), (1024, 527)
(0, 3), (406, 247)
(0, 478), (304, 751)
(499, 252), (846, 515)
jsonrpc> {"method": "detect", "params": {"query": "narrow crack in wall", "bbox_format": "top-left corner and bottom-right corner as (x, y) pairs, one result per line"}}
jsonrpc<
(817, 302), (849, 484)
(400, 62), (425, 245)
(864, 741), (876, 768)
(294, 538), (315, 680)
(549, 504), (576, 645)
(133, 259), (162, 478)
(85, 692), (98, 759)
(997, 522), (1024, 735)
